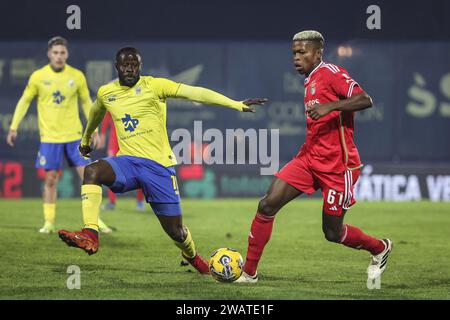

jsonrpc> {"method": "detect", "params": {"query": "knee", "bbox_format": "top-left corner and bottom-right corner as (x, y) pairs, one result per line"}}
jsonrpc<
(45, 172), (58, 188)
(257, 196), (279, 217)
(83, 163), (100, 184)
(167, 225), (186, 243)
(323, 228), (342, 243)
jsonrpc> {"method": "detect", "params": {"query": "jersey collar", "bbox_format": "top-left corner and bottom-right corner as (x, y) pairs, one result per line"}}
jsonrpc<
(119, 76), (142, 89)
(47, 63), (68, 73)
(304, 61), (324, 85)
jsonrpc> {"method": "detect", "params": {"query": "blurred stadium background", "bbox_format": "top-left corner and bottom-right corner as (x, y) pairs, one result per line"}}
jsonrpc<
(0, 0), (449, 201)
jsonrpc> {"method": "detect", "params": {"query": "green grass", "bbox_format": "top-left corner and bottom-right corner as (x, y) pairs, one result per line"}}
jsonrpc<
(0, 198), (449, 300)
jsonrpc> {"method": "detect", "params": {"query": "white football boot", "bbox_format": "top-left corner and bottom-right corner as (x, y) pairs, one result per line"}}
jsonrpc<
(367, 239), (393, 280)
(98, 217), (114, 234)
(235, 271), (258, 283)
(39, 222), (55, 234)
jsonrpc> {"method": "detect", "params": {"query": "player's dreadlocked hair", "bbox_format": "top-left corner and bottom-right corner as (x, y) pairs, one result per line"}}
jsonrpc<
(293, 30), (325, 50)
(48, 36), (68, 50)
(115, 47), (141, 63)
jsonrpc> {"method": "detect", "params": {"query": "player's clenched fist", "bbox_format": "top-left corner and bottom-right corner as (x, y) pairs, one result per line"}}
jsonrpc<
(307, 102), (335, 120)
(79, 144), (93, 158)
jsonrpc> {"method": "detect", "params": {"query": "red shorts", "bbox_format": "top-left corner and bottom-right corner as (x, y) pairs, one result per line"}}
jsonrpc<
(274, 156), (361, 216)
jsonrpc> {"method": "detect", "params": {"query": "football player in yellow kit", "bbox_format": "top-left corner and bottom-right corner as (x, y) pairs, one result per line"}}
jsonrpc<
(6, 36), (112, 234)
(58, 47), (267, 273)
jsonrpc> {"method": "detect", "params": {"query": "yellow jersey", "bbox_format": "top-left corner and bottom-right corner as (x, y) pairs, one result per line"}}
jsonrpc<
(10, 64), (92, 143)
(96, 76), (181, 167)
(94, 76), (245, 167)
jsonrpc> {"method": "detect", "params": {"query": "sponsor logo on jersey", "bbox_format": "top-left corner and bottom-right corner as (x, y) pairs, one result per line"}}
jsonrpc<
(52, 90), (65, 104)
(305, 99), (320, 108)
(122, 113), (139, 132)
(107, 95), (116, 102)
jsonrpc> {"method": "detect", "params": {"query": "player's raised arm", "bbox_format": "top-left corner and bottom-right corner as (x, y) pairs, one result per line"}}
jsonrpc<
(307, 91), (373, 120)
(155, 78), (267, 112)
(332, 91), (373, 112)
(176, 84), (268, 112)
(7, 73), (38, 146)
(79, 99), (107, 157)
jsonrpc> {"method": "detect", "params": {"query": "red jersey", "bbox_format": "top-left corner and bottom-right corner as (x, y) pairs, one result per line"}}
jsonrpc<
(100, 112), (119, 154)
(297, 61), (364, 173)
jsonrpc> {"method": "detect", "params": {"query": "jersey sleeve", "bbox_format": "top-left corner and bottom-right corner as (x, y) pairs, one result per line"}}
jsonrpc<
(10, 71), (39, 130)
(151, 78), (180, 100)
(175, 84), (245, 111)
(152, 77), (182, 99)
(329, 69), (364, 99)
(77, 71), (93, 120)
(95, 86), (107, 110)
(80, 98), (106, 146)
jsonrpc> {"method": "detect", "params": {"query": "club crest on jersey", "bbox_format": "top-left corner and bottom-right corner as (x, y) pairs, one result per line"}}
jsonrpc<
(122, 114), (139, 132)
(68, 79), (74, 87)
(310, 82), (316, 95)
(135, 86), (141, 95)
(107, 95), (116, 102)
(52, 90), (65, 104)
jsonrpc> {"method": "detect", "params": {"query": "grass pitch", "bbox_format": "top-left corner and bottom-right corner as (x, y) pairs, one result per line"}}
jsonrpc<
(0, 198), (449, 300)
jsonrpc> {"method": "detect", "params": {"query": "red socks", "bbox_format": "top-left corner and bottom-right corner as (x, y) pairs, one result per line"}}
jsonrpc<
(243, 216), (385, 276)
(107, 189), (116, 204)
(340, 224), (385, 255)
(137, 189), (144, 202)
(82, 228), (99, 241)
(243, 212), (275, 276)
(108, 189), (144, 203)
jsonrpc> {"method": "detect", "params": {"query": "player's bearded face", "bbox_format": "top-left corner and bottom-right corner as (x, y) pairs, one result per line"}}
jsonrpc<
(292, 41), (321, 76)
(47, 45), (68, 71)
(117, 53), (141, 87)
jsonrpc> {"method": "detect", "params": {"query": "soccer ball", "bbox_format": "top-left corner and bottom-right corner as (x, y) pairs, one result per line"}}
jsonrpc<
(209, 248), (243, 283)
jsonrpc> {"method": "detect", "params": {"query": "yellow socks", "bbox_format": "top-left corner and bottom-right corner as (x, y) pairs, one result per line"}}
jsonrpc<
(174, 226), (197, 259)
(43, 203), (56, 225)
(81, 184), (102, 231)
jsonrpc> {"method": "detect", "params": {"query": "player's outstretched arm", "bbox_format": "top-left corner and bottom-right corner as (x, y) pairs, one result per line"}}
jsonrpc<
(7, 74), (38, 147)
(79, 100), (106, 158)
(307, 92), (373, 120)
(175, 84), (268, 112)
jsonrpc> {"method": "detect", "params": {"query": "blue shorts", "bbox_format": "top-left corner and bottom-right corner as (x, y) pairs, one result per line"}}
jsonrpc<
(36, 140), (90, 170)
(103, 155), (181, 216)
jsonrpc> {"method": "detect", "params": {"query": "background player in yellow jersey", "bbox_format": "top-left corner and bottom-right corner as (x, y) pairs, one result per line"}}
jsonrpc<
(6, 36), (111, 234)
(58, 47), (267, 273)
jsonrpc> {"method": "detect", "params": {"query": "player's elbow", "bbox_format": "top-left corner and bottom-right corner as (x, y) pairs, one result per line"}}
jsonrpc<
(361, 92), (373, 109)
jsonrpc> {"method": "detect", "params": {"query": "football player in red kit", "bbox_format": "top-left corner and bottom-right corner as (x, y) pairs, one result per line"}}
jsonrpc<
(236, 30), (392, 284)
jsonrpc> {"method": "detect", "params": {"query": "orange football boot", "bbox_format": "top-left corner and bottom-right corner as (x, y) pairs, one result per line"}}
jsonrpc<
(182, 252), (210, 274)
(58, 229), (99, 255)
